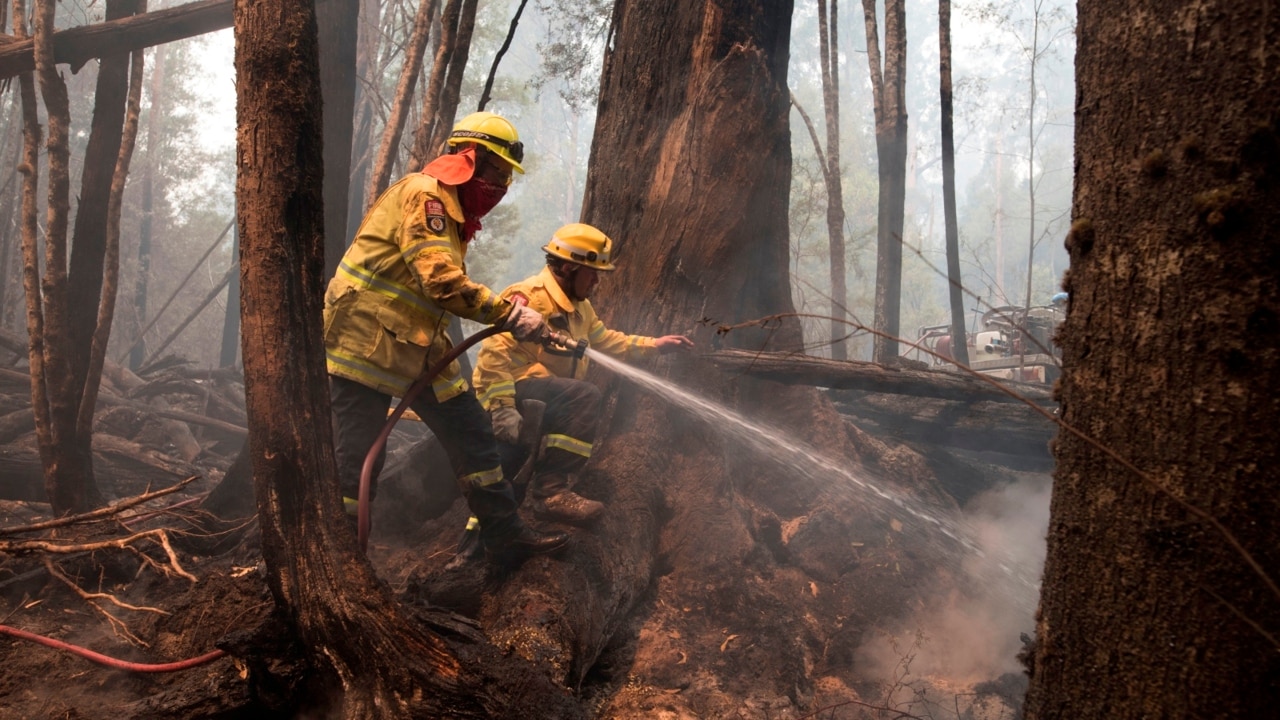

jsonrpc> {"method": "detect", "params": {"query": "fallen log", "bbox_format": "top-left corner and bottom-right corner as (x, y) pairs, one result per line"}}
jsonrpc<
(0, 0), (232, 80)
(706, 348), (1055, 405)
(828, 390), (1057, 459)
(0, 434), (201, 503)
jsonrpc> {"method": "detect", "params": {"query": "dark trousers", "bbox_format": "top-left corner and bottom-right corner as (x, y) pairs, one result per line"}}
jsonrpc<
(330, 375), (518, 536)
(499, 376), (602, 498)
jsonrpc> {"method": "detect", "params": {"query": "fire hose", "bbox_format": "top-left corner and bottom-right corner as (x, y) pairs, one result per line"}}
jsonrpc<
(357, 298), (585, 551)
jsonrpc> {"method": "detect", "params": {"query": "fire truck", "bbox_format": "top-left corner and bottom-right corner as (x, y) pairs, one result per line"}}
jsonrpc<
(911, 297), (1065, 385)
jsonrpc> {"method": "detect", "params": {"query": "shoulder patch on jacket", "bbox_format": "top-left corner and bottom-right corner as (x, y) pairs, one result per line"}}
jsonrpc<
(425, 199), (447, 235)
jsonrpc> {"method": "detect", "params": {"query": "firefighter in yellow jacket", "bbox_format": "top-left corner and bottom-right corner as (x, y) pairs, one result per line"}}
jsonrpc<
(323, 111), (568, 561)
(447, 223), (693, 562)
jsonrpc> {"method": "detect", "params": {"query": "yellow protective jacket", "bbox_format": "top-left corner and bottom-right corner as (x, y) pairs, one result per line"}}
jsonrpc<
(473, 266), (658, 410)
(323, 173), (511, 401)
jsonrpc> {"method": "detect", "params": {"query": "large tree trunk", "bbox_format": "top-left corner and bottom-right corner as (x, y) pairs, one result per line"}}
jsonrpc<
(1025, 1), (1280, 717)
(232, 2), (581, 716)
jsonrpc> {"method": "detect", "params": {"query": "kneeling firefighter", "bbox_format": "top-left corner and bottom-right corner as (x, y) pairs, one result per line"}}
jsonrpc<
(448, 223), (695, 564)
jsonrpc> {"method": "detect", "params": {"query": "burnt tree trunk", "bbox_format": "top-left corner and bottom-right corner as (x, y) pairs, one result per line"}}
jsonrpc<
(66, 0), (143, 487)
(1025, 1), (1280, 717)
(232, 2), (580, 717)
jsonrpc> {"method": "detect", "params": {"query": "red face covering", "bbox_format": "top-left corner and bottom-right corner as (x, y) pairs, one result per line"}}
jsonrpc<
(458, 179), (508, 242)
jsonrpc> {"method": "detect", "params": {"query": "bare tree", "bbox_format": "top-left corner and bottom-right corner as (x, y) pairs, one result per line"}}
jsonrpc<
(19, 0), (101, 514)
(817, 0), (849, 359)
(938, 0), (967, 366)
(407, 0), (479, 171)
(1026, 0), (1280, 716)
(366, 0), (439, 207)
(860, 0), (907, 363)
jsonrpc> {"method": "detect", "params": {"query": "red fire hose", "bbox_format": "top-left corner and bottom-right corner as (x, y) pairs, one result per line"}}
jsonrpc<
(356, 323), (505, 552)
(355, 299), (585, 551)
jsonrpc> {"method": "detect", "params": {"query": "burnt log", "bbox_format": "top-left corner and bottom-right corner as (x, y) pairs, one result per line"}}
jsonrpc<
(0, 434), (201, 503)
(708, 348), (1056, 405)
(828, 390), (1057, 459)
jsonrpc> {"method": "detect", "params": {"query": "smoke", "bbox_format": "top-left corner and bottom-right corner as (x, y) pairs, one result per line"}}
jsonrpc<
(855, 473), (1051, 687)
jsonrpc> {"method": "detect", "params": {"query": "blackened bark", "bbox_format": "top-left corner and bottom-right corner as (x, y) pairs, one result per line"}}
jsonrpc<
(69, 0), (142, 438)
(1026, 1), (1280, 716)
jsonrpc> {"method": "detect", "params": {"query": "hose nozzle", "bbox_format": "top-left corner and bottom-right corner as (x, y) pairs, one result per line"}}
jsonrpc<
(543, 330), (587, 358)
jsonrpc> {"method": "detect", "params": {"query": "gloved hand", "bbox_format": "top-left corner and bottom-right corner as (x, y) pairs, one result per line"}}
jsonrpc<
(502, 303), (547, 342)
(490, 405), (523, 445)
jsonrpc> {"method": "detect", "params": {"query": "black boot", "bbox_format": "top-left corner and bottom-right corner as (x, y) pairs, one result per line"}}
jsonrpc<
(483, 521), (570, 563)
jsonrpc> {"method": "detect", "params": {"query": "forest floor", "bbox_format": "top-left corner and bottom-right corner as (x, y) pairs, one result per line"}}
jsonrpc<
(0, 473), (1034, 719)
(0, 385), (1039, 719)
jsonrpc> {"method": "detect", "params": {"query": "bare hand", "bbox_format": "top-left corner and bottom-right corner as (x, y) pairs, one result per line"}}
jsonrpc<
(654, 335), (695, 354)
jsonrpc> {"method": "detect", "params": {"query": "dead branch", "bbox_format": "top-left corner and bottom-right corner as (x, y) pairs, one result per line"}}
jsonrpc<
(2, 528), (198, 582)
(0, 475), (198, 536)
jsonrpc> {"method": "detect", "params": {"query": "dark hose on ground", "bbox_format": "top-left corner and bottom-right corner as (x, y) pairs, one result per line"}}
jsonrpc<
(357, 324), (505, 552)
(0, 624), (227, 672)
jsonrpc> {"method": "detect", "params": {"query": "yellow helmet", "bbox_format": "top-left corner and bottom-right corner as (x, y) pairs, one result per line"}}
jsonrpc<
(543, 223), (617, 271)
(447, 111), (525, 174)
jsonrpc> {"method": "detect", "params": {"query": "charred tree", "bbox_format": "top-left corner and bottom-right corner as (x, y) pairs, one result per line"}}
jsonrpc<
(232, 2), (580, 716)
(1025, 1), (1280, 717)
(860, 0), (908, 362)
(65, 0), (143, 488)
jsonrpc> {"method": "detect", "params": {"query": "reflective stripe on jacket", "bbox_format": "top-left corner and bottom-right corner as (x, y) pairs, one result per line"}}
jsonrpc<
(324, 173), (511, 400)
(472, 266), (657, 410)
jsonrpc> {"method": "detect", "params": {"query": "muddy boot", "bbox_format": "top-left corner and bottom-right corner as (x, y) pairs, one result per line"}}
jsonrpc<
(533, 492), (604, 524)
(531, 473), (603, 524)
(442, 517), (485, 571)
(482, 519), (570, 564)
